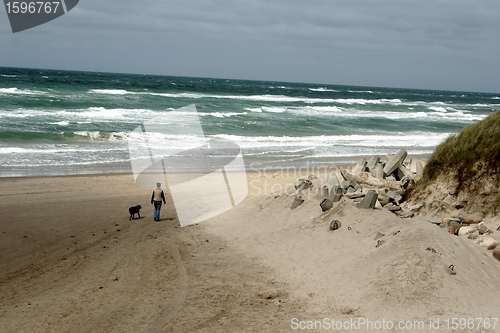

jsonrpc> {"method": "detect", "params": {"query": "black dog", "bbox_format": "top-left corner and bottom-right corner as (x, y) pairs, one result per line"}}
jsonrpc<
(129, 205), (142, 220)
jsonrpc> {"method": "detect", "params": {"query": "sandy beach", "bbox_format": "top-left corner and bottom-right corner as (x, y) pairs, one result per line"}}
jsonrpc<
(1, 168), (500, 332)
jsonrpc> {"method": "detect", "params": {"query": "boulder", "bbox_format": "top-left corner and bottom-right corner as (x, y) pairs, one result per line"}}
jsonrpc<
(465, 213), (485, 224)
(341, 169), (360, 188)
(373, 162), (384, 178)
(383, 150), (408, 176)
(396, 164), (414, 180)
(355, 172), (371, 184)
(475, 236), (499, 250)
(366, 155), (380, 171)
(358, 190), (378, 209)
(327, 186), (343, 203)
(316, 185), (329, 200)
(377, 192), (391, 205)
(352, 159), (367, 174)
(326, 172), (340, 187)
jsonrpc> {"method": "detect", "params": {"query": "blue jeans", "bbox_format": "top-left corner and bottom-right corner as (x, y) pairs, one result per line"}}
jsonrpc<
(153, 201), (162, 221)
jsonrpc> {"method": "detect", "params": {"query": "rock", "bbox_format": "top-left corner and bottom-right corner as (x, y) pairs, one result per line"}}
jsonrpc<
(458, 226), (475, 236)
(385, 203), (401, 212)
(465, 213), (485, 224)
(396, 164), (414, 181)
(373, 162), (384, 178)
(386, 175), (397, 182)
(327, 186), (343, 203)
(386, 191), (403, 205)
(377, 192), (390, 205)
(366, 155), (380, 170)
(308, 175), (318, 180)
(326, 172), (341, 187)
(493, 248), (500, 261)
(290, 196), (304, 210)
(400, 210), (415, 219)
(415, 160), (425, 177)
(341, 169), (360, 188)
(355, 172), (371, 184)
(316, 185), (329, 200)
(329, 220), (341, 231)
(468, 233), (479, 240)
(294, 179), (306, 190)
(320, 199), (334, 212)
(447, 223), (461, 235)
(358, 190), (378, 209)
(475, 236), (499, 250)
(439, 223), (448, 228)
(478, 225), (489, 235)
(352, 159), (367, 174)
(374, 232), (385, 240)
(451, 216), (466, 223)
(399, 176), (411, 189)
(383, 150), (408, 176)
(441, 217), (463, 225)
(409, 158), (426, 175)
(444, 265), (456, 275)
(426, 247), (437, 253)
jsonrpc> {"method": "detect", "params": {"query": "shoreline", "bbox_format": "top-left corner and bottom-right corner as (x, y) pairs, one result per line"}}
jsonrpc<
(0, 152), (432, 178)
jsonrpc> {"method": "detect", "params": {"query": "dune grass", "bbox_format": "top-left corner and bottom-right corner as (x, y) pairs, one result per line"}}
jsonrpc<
(422, 109), (500, 190)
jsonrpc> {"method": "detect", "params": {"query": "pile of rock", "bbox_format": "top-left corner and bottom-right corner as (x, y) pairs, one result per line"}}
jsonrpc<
(294, 150), (424, 217)
(433, 212), (500, 260)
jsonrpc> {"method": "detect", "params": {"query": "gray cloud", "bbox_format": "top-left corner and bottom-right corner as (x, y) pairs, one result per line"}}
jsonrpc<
(1, 0), (499, 92)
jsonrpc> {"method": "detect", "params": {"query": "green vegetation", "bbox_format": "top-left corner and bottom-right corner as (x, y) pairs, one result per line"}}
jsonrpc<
(423, 109), (500, 190)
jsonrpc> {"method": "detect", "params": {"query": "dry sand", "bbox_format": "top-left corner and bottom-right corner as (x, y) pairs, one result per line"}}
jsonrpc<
(1, 168), (500, 332)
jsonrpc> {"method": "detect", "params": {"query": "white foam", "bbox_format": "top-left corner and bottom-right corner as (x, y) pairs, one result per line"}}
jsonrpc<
(245, 107), (263, 113)
(50, 121), (69, 126)
(309, 87), (337, 92)
(428, 106), (448, 112)
(89, 89), (131, 95)
(0, 87), (46, 95)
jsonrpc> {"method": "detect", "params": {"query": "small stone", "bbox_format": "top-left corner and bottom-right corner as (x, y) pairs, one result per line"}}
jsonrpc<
(465, 213), (485, 224)
(458, 226), (475, 236)
(329, 220), (341, 231)
(426, 247), (437, 253)
(444, 265), (457, 275)
(374, 232), (385, 240)
(447, 224), (461, 236)
(385, 203), (401, 212)
(401, 210), (415, 219)
(478, 225), (489, 235)
(468, 233), (479, 240)
(290, 196), (305, 210)
(475, 236), (498, 250)
(493, 248), (500, 261)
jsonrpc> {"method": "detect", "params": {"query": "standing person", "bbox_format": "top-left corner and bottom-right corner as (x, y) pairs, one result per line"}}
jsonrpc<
(151, 182), (166, 221)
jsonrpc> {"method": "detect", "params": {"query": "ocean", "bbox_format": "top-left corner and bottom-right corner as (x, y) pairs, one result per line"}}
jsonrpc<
(1, 67), (498, 177)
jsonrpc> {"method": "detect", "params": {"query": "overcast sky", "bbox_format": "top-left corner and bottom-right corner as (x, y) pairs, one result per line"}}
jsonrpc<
(1, 0), (499, 93)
